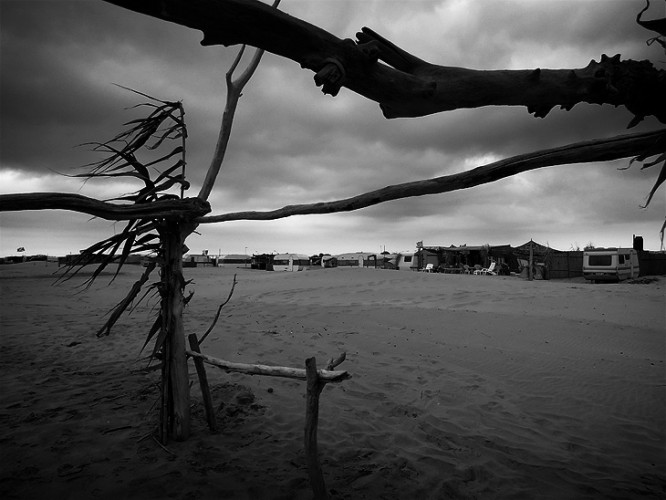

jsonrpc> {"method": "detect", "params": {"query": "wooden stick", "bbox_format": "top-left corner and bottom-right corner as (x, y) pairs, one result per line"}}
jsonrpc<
(305, 357), (328, 500)
(186, 350), (350, 382)
(198, 274), (238, 345)
(187, 334), (217, 433)
(326, 352), (346, 371)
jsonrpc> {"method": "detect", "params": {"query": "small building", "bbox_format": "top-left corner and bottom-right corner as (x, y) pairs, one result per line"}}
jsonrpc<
(218, 254), (251, 267)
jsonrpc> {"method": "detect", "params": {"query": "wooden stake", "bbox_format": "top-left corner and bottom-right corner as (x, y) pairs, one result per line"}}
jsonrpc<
(305, 357), (328, 500)
(188, 333), (217, 433)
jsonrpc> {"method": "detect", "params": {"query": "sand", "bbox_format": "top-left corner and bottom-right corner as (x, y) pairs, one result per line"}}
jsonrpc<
(0, 261), (664, 499)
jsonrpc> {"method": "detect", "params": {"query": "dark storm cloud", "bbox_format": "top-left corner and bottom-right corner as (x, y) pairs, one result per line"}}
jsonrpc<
(1, 0), (234, 174)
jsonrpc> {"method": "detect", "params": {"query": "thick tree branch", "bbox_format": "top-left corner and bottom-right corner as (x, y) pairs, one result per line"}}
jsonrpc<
(197, 129), (665, 223)
(0, 193), (210, 220)
(104, 0), (666, 123)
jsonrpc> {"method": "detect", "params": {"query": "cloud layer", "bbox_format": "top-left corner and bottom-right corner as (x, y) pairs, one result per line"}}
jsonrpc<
(1, 0), (664, 256)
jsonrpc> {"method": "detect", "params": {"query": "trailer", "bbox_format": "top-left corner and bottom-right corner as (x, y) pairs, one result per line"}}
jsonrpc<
(272, 253), (311, 272)
(583, 248), (639, 283)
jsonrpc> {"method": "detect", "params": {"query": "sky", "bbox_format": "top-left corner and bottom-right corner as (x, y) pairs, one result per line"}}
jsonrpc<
(1, 0), (665, 257)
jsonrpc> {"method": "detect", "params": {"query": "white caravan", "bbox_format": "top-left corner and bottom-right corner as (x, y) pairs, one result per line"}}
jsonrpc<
(273, 253), (311, 272)
(396, 252), (419, 271)
(583, 248), (639, 282)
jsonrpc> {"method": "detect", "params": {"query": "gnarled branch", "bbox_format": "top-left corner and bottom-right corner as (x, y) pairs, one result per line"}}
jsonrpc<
(197, 129), (666, 223)
(104, 0), (666, 124)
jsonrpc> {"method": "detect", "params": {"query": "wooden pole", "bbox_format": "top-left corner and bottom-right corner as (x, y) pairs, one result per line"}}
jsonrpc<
(529, 239), (534, 281)
(305, 357), (328, 500)
(188, 334), (217, 433)
(161, 222), (191, 441)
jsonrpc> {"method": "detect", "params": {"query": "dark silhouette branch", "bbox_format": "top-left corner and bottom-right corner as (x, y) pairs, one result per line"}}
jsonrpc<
(103, 0), (666, 124)
(0, 193), (210, 220)
(197, 129), (666, 223)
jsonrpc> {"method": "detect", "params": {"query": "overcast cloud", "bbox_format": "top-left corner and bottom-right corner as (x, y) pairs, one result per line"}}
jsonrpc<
(1, 0), (664, 257)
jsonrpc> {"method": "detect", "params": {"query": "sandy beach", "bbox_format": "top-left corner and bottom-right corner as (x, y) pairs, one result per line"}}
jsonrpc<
(0, 262), (664, 499)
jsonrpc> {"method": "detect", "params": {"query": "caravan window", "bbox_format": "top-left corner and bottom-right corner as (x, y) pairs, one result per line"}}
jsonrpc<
(404, 256), (412, 263)
(273, 259), (289, 265)
(619, 255), (625, 264)
(588, 255), (612, 266)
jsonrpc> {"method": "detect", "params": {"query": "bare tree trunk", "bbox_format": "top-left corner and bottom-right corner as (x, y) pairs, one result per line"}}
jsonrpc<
(160, 222), (191, 442)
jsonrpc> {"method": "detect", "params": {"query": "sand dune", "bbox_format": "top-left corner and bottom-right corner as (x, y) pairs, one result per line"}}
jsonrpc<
(1, 262), (664, 499)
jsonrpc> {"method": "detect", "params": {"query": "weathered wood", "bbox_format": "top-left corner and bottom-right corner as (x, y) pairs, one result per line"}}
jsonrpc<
(188, 334), (217, 433)
(305, 357), (328, 500)
(160, 223), (191, 441)
(198, 129), (666, 223)
(186, 350), (350, 382)
(0, 193), (210, 220)
(198, 0), (281, 202)
(97, 261), (156, 337)
(103, 0), (666, 123)
(198, 274), (238, 345)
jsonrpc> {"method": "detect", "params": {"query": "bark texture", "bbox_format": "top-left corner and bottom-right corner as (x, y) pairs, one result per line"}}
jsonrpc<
(0, 193), (210, 221)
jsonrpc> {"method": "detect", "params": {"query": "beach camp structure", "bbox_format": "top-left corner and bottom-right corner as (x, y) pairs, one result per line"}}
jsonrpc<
(414, 244), (516, 273)
(272, 253), (311, 272)
(217, 254), (251, 267)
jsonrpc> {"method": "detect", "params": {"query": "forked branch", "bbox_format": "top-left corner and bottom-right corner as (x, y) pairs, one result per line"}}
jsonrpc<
(198, 0), (282, 201)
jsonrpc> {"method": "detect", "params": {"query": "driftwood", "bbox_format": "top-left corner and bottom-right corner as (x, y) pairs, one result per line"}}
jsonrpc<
(198, 274), (238, 345)
(186, 350), (350, 382)
(305, 357), (328, 500)
(97, 261), (157, 337)
(188, 334), (217, 432)
(0, 193), (210, 221)
(104, 0), (666, 124)
(198, 129), (666, 223)
(185, 347), (346, 499)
